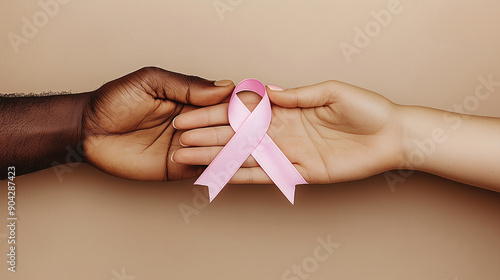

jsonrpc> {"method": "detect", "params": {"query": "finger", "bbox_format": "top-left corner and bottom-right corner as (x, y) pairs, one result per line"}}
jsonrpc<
(228, 164), (308, 184)
(180, 126), (234, 147)
(173, 147), (259, 167)
(173, 89), (266, 130)
(133, 67), (235, 106)
(228, 167), (273, 184)
(174, 103), (229, 130)
(267, 81), (349, 108)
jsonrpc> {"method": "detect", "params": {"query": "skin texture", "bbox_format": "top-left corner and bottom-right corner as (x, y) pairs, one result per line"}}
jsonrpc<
(2, 72), (499, 190)
(174, 81), (405, 184)
(0, 91), (91, 178)
(399, 105), (500, 190)
(174, 81), (500, 191)
(0, 67), (235, 181)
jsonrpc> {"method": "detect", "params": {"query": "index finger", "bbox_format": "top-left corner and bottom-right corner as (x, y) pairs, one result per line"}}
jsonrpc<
(173, 103), (229, 130)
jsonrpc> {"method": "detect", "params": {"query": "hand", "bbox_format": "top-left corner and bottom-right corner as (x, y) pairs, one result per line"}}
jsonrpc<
(172, 81), (405, 184)
(82, 67), (234, 181)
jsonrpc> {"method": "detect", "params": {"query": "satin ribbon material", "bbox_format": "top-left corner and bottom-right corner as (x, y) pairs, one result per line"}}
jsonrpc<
(194, 79), (307, 204)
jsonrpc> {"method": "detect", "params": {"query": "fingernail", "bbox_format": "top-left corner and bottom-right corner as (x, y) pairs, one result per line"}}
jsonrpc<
(179, 137), (188, 147)
(170, 151), (177, 163)
(172, 116), (178, 129)
(214, 80), (233, 87)
(267, 84), (284, 91)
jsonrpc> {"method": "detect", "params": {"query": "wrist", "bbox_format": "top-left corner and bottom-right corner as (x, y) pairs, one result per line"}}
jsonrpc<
(36, 91), (96, 170)
(61, 91), (96, 163)
(399, 105), (425, 171)
(42, 91), (96, 181)
(0, 91), (95, 177)
(398, 105), (448, 171)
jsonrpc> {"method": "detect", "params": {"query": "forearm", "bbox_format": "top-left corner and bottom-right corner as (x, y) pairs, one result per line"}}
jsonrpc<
(0, 92), (94, 179)
(400, 105), (500, 191)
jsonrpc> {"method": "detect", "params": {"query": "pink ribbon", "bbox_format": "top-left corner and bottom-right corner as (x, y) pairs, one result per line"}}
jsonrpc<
(194, 79), (307, 204)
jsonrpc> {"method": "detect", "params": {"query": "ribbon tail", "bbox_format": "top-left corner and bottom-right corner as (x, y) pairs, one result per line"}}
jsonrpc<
(193, 118), (265, 202)
(276, 182), (297, 205)
(194, 178), (224, 202)
(251, 135), (307, 205)
(273, 174), (306, 205)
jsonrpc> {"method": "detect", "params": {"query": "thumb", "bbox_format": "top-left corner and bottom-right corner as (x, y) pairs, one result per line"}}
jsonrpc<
(136, 67), (235, 106)
(267, 80), (344, 108)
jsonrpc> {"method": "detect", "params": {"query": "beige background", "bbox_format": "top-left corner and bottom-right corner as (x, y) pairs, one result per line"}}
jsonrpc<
(1, 0), (500, 279)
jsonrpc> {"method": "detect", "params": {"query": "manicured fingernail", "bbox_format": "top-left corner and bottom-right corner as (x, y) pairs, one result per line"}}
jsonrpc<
(179, 137), (188, 147)
(172, 116), (178, 129)
(214, 80), (233, 87)
(267, 84), (284, 91)
(170, 151), (177, 163)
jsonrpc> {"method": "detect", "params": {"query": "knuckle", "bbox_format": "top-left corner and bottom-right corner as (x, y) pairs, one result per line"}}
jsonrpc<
(204, 107), (212, 125)
(185, 74), (202, 86)
(214, 127), (222, 145)
(207, 148), (214, 161)
(246, 168), (254, 184)
(324, 80), (341, 91)
(137, 66), (162, 77)
(323, 80), (344, 101)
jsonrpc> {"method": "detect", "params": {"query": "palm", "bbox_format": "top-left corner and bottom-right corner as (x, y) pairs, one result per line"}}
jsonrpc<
(267, 92), (402, 183)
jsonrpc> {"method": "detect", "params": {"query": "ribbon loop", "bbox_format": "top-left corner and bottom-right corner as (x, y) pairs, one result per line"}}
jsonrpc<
(195, 79), (307, 204)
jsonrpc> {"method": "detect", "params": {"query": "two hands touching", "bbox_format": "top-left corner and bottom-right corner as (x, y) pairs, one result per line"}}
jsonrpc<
(85, 67), (405, 185)
(1, 67), (499, 191)
(174, 78), (500, 189)
(173, 80), (403, 185)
